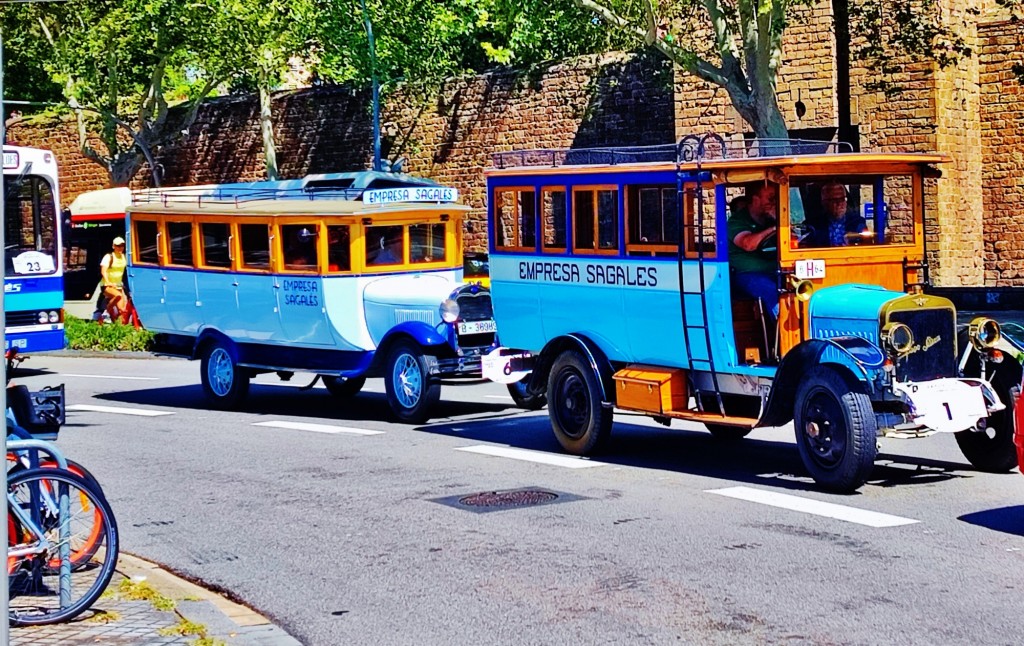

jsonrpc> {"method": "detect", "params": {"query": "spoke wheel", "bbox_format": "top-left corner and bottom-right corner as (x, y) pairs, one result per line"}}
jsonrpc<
(384, 340), (440, 424)
(7, 468), (119, 626)
(794, 365), (877, 492)
(200, 340), (250, 410)
(547, 350), (612, 455)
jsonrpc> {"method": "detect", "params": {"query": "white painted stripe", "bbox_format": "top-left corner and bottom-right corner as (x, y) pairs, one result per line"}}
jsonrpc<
(62, 373), (160, 381)
(67, 404), (173, 417)
(706, 486), (919, 528)
(252, 421), (384, 436)
(456, 445), (607, 469)
(485, 394), (513, 400)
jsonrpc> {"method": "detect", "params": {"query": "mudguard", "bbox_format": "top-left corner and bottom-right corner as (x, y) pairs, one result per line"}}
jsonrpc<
(760, 338), (877, 428)
(534, 334), (616, 403)
(380, 320), (449, 350)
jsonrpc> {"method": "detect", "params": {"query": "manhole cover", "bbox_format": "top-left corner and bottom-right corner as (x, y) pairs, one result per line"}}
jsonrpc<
(459, 490), (558, 508)
(431, 487), (584, 513)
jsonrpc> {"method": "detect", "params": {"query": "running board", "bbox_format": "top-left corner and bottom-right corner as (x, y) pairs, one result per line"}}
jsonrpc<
(612, 366), (757, 428)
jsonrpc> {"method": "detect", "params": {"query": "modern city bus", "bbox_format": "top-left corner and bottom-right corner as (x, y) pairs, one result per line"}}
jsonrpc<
(126, 171), (526, 423)
(63, 187), (131, 319)
(483, 135), (1023, 492)
(3, 145), (65, 355)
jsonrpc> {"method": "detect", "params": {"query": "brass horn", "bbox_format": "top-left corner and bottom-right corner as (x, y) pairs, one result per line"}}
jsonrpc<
(789, 275), (814, 302)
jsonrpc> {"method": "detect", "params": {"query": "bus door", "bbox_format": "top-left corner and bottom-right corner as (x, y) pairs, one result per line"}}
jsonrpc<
(127, 217), (172, 330)
(275, 222), (332, 345)
(235, 220), (282, 341)
(162, 219), (200, 333)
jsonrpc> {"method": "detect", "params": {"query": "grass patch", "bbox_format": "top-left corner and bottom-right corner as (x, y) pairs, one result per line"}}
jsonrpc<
(64, 314), (154, 352)
(117, 577), (176, 611)
(84, 609), (122, 624)
(159, 617), (228, 645)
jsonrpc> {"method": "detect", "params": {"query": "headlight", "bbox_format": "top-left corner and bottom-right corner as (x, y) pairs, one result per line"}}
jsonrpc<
(48, 311), (60, 323)
(38, 311), (49, 324)
(968, 316), (1000, 350)
(881, 322), (914, 355)
(439, 298), (460, 323)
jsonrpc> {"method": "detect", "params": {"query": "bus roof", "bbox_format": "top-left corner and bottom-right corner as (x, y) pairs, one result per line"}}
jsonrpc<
(486, 140), (951, 177)
(68, 187), (133, 221)
(127, 198), (470, 217)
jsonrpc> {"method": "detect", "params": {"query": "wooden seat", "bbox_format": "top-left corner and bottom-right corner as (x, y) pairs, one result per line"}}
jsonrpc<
(731, 297), (768, 364)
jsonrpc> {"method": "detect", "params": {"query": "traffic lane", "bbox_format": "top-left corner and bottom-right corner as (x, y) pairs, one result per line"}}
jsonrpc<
(15, 357), (1024, 644)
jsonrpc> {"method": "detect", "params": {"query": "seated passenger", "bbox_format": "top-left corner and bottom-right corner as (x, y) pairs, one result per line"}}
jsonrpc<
(804, 181), (869, 247)
(727, 182), (779, 321)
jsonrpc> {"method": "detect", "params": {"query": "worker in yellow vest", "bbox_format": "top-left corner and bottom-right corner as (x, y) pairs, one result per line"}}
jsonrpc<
(100, 236), (129, 324)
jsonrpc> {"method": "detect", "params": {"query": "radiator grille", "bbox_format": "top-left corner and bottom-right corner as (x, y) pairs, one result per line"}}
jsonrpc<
(394, 309), (435, 325)
(6, 311), (43, 327)
(889, 308), (956, 381)
(456, 292), (493, 322)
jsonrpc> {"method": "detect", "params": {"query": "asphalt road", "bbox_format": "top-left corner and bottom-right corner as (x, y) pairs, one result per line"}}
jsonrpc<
(10, 354), (1024, 646)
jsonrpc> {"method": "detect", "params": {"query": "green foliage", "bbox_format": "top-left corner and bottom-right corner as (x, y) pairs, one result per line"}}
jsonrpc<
(65, 315), (154, 352)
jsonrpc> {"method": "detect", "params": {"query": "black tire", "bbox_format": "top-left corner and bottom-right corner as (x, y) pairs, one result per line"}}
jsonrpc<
(705, 425), (752, 441)
(507, 379), (546, 410)
(384, 340), (440, 424)
(703, 394), (758, 441)
(199, 339), (250, 410)
(546, 350), (613, 454)
(793, 365), (877, 492)
(8, 468), (119, 626)
(955, 385), (1019, 472)
(323, 375), (366, 399)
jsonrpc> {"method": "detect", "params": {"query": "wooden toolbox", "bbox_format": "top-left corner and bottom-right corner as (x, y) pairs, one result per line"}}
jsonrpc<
(612, 366), (688, 415)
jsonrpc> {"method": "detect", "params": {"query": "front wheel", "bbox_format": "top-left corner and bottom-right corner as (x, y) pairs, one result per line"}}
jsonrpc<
(547, 350), (613, 455)
(507, 378), (546, 410)
(955, 385), (1019, 472)
(200, 340), (250, 410)
(384, 340), (440, 424)
(793, 365), (877, 492)
(323, 375), (366, 399)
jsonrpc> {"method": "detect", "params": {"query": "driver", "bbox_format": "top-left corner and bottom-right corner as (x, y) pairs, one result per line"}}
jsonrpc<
(805, 181), (869, 247)
(728, 181), (779, 321)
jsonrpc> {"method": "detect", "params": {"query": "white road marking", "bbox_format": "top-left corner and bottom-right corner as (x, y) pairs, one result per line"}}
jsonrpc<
(456, 445), (607, 469)
(252, 421), (384, 436)
(61, 373), (160, 381)
(67, 404), (173, 417)
(706, 486), (919, 528)
(485, 395), (514, 400)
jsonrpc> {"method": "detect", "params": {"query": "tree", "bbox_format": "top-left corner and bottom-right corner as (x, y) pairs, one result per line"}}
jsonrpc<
(569, 0), (983, 142)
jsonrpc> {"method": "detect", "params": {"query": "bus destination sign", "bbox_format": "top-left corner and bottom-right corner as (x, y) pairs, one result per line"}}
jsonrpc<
(363, 186), (459, 205)
(3, 151), (20, 169)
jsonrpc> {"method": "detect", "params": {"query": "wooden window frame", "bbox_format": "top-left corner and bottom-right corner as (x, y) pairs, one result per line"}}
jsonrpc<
(277, 221), (322, 274)
(164, 219), (196, 268)
(130, 217), (161, 266)
(408, 221), (449, 266)
(682, 185), (717, 259)
(625, 184), (681, 257)
(237, 220), (274, 273)
(324, 221), (354, 274)
(540, 186), (568, 254)
(196, 219), (234, 271)
(493, 186), (538, 252)
(571, 185), (619, 256)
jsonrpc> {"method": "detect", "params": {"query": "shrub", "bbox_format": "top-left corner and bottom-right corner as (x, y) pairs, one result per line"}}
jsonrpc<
(65, 315), (154, 352)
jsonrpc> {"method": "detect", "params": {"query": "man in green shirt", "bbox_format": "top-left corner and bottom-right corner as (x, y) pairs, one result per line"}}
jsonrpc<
(727, 182), (779, 320)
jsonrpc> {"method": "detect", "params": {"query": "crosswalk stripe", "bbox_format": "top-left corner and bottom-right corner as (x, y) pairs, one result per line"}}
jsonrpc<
(706, 486), (919, 528)
(61, 373), (160, 381)
(252, 421), (384, 436)
(455, 445), (607, 469)
(67, 404), (173, 417)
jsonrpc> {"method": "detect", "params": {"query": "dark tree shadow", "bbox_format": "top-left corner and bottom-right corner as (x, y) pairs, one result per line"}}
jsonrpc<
(959, 506), (1024, 537)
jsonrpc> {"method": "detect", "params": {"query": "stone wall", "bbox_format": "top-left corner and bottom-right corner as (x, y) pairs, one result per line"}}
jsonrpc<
(5, 52), (676, 253)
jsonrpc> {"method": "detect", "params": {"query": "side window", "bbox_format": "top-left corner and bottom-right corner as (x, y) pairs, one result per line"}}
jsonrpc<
(541, 188), (567, 252)
(240, 223), (271, 270)
(133, 220), (159, 264)
(166, 221), (194, 266)
(281, 224), (319, 271)
(366, 224), (404, 266)
(410, 223), (446, 264)
(789, 176), (914, 249)
(626, 185), (679, 256)
(200, 222), (231, 268)
(684, 185), (718, 257)
(573, 187), (618, 253)
(326, 225), (351, 272)
(494, 188), (537, 250)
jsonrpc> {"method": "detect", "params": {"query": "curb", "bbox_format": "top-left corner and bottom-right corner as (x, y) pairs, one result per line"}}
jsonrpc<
(117, 553), (302, 645)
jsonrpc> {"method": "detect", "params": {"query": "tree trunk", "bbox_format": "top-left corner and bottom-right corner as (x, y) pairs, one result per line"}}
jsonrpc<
(259, 85), (279, 181)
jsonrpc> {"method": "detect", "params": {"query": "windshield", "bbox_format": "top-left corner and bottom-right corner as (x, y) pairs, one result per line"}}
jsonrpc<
(789, 175), (916, 249)
(4, 175), (59, 277)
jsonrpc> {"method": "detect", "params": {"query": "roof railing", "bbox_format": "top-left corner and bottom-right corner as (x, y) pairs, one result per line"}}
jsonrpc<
(490, 134), (855, 169)
(130, 184), (368, 207)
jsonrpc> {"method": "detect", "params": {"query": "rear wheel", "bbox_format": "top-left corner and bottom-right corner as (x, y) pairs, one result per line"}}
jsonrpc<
(507, 379), (546, 410)
(955, 385), (1019, 472)
(7, 468), (119, 626)
(547, 350), (612, 455)
(793, 365), (877, 492)
(384, 340), (440, 424)
(323, 376), (366, 399)
(200, 340), (249, 410)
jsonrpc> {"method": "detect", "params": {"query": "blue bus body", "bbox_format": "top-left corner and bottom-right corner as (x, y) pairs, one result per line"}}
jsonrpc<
(3, 146), (65, 354)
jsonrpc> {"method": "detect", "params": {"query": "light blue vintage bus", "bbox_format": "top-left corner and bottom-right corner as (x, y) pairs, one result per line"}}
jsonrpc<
(126, 171), (515, 423)
(484, 136), (1023, 492)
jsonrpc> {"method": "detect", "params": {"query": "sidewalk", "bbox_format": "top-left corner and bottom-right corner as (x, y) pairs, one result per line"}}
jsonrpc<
(11, 553), (302, 646)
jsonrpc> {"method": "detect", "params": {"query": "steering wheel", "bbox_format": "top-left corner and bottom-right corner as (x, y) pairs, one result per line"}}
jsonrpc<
(757, 230), (778, 253)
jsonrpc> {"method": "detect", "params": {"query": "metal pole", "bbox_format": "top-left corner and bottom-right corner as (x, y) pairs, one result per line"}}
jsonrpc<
(1, 25), (10, 646)
(360, 0), (381, 172)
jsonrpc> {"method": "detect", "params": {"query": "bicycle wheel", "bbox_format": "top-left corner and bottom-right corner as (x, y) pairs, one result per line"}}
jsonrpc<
(7, 467), (119, 626)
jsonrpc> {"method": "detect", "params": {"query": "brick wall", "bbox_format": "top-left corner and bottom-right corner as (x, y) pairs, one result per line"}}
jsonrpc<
(6, 52), (675, 253)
